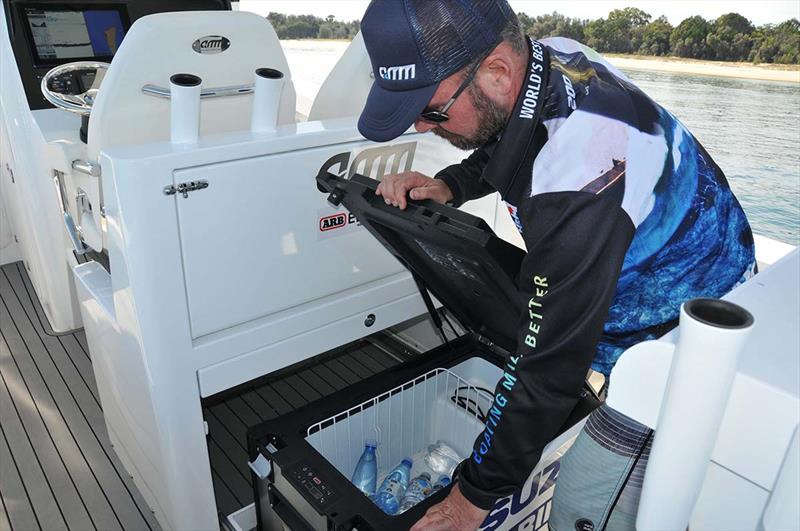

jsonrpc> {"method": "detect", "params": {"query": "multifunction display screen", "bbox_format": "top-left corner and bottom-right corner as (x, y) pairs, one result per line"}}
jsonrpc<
(24, 6), (128, 64)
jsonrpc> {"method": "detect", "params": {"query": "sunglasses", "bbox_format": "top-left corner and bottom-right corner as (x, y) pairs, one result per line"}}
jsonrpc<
(419, 55), (486, 124)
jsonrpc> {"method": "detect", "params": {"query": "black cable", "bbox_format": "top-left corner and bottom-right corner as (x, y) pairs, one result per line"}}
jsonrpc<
(450, 386), (495, 423)
(451, 394), (486, 423)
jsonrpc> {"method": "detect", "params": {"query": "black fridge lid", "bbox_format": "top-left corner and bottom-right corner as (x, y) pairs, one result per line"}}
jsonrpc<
(317, 171), (525, 353)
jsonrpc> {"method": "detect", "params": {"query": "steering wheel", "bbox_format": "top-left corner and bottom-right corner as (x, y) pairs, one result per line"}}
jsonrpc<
(40, 61), (110, 115)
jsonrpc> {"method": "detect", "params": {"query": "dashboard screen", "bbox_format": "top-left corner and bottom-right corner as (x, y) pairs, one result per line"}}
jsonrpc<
(24, 6), (128, 65)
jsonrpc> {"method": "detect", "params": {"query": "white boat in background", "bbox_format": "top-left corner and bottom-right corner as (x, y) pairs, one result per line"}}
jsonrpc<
(0, 2), (797, 531)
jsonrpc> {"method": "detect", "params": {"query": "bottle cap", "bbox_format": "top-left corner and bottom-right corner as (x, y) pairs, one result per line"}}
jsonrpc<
(401, 458), (413, 468)
(365, 439), (378, 448)
(419, 472), (431, 480)
(438, 475), (451, 485)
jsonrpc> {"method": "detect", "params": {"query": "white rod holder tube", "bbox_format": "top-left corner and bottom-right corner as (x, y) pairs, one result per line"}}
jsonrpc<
(637, 298), (754, 531)
(169, 73), (201, 144)
(251, 67), (284, 133)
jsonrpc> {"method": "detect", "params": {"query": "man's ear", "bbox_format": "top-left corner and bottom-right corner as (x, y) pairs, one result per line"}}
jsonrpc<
(476, 43), (519, 103)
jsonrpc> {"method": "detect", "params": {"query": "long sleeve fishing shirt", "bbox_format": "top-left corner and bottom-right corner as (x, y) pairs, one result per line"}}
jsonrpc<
(437, 37), (756, 509)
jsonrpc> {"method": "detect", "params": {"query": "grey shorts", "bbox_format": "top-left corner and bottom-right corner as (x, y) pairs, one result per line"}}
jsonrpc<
(549, 404), (653, 531)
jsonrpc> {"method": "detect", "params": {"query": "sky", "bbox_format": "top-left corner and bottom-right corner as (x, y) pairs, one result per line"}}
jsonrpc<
(238, 0), (800, 27)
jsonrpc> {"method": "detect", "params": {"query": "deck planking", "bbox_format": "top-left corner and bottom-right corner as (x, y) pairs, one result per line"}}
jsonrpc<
(0, 262), (159, 531)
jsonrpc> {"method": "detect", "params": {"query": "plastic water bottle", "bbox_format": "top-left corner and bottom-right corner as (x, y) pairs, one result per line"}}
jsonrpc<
(373, 458), (412, 515)
(432, 474), (451, 492)
(398, 472), (432, 513)
(351, 440), (378, 495)
(424, 441), (461, 477)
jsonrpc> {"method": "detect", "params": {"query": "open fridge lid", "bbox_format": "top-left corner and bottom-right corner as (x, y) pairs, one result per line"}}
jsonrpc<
(317, 171), (525, 354)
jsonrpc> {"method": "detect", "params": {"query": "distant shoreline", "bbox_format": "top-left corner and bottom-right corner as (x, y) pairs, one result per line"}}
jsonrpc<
(605, 54), (800, 83)
(280, 39), (800, 83)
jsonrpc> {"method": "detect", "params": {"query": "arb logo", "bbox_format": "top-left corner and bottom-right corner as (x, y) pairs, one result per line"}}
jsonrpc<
(320, 213), (348, 232)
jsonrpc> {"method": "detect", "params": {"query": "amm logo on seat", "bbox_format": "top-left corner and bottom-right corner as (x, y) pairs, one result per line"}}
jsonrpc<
(192, 36), (231, 54)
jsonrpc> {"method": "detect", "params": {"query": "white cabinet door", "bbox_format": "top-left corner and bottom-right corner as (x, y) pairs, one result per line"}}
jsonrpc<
(175, 136), (482, 339)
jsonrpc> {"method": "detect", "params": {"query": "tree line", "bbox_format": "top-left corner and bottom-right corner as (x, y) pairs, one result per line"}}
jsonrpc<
(520, 9), (798, 64)
(266, 9), (799, 65)
(266, 13), (360, 40)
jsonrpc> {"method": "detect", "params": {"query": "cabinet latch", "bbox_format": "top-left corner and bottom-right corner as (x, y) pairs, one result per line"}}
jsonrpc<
(163, 180), (209, 198)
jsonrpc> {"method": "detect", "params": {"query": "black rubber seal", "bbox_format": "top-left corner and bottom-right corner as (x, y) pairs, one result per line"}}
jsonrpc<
(684, 298), (754, 330)
(170, 73), (201, 87)
(255, 67), (284, 80)
(80, 115), (89, 144)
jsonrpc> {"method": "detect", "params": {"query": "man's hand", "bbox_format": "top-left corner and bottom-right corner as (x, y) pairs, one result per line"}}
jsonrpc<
(410, 483), (489, 531)
(375, 171), (453, 210)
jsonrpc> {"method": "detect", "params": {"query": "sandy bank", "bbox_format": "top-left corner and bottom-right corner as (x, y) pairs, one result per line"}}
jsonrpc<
(605, 54), (800, 83)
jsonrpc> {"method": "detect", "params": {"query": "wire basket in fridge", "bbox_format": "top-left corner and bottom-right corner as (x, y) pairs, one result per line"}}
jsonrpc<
(305, 367), (494, 489)
(247, 345), (513, 531)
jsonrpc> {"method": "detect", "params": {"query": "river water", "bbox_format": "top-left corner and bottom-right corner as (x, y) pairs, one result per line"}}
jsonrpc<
(283, 41), (800, 245)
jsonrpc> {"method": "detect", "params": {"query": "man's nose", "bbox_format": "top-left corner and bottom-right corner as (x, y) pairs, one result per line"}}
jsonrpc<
(414, 118), (437, 133)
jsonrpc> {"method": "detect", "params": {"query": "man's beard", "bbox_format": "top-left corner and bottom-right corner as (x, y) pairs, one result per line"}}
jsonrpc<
(432, 84), (509, 150)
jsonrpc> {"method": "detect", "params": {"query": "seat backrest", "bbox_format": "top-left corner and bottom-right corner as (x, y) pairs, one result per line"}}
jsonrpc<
(307, 32), (372, 122)
(88, 11), (296, 160)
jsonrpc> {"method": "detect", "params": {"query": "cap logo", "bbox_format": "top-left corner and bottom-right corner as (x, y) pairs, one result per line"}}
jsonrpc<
(379, 64), (416, 81)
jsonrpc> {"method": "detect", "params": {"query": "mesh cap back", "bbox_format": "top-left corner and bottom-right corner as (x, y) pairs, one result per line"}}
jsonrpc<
(409, 0), (515, 82)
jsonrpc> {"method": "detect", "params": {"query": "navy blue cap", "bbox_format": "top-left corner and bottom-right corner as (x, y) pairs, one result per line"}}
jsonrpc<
(358, 0), (516, 142)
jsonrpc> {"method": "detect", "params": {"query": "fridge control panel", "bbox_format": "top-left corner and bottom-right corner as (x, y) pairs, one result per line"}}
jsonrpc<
(288, 462), (336, 508)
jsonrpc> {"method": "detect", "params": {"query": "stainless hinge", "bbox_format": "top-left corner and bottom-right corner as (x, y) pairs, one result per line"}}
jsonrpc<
(163, 180), (209, 198)
(71, 159), (101, 177)
(76, 189), (91, 212)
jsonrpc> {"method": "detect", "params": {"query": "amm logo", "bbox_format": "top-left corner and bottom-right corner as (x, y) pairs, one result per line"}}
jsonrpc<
(192, 36), (231, 54)
(379, 64), (416, 81)
(319, 141), (417, 180)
